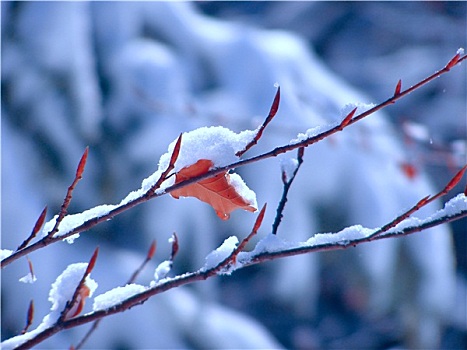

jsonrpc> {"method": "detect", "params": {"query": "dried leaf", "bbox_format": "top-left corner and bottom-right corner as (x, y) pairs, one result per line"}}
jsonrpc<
(171, 159), (256, 220)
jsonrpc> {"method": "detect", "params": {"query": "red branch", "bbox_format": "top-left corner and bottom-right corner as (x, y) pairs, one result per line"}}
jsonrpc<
(369, 164), (466, 238)
(21, 300), (34, 335)
(394, 79), (402, 97)
(147, 133), (183, 195)
(47, 147), (89, 239)
(236, 86), (281, 157)
(17, 206), (48, 251)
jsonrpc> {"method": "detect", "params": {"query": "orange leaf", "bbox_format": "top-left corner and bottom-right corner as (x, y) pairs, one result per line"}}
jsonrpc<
(171, 159), (257, 220)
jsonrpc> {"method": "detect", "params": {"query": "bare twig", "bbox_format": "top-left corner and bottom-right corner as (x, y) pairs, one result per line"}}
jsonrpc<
(369, 164), (466, 238)
(47, 147), (89, 239)
(17, 206), (48, 251)
(20, 300), (34, 335)
(236, 86), (281, 157)
(272, 147), (305, 235)
(146, 134), (182, 195)
(3, 53), (465, 269)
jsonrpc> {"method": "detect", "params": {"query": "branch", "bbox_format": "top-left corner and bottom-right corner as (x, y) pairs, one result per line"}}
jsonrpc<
(3, 52), (465, 268)
(272, 147), (305, 235)
(74, 241), (156, 350)
(236, 86), (281, 157)
(11, 193), (466, 349)
(47, 147), (89, 239)
(17, 206), (48, 251)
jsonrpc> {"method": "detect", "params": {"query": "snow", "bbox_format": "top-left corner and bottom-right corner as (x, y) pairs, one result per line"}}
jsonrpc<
(2, 263), (97, 350)
(388, 193), (467, 232)
(154, 260), (172, 282)
(93, 284), (146, 311)
(0, 249), (13, 260)
(36, 125), (260, 244)
(19, 272), (37, 284)
(305, 225), (373, 246)
(250, 233), (295, 255)
(280, 157), (299, 183)
(202, 236), (239, 272)
(49, 263), (97, 313)
(228, 172), (258, 209)
(40, 205), (116, 243)
(237, 195), (467, 265)
(158, 126), (256, 172)
(402, 121), (431, 142)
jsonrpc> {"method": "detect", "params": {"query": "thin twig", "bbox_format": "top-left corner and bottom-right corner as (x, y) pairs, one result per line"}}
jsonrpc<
(272, 147), (304, 235)
(47, 147), (89, 239)
(17, 206), (48, 251)
(369, 164), (467, 238)
(20, 300), (34, 335)
(146, 134), (182, 195)
(236, 86), (281, 157)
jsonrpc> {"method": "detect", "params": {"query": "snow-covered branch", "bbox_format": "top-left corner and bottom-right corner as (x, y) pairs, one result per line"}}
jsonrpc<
(6, 191), (466, 349)
(2, 52), (465, 268)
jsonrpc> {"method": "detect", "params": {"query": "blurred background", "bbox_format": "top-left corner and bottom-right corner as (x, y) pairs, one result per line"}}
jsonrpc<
(2, 2), (466, 349)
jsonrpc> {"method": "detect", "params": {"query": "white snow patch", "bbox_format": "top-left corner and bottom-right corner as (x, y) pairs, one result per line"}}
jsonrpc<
(2, 263), (97, 350)
(290, 124), (329, 144)
(340, 102), (376, 118)
(306, 225), (373, 246)
(158, 126), (256, 172)
(41, 204), (116, 242)
(280, 157), (299, 183)
(154, 260), (172, 282)
(202, 236), (239, 271)
(251, 233), (296, 255)
(93, 284), (146, 311)
(403, 121), (431, 142)
(0, 249), (13, 260)
(388, 193), (467, 233)
(49, 263), (97, 313)
(19, 272), (37, 284)
(228, 173), (258, 209)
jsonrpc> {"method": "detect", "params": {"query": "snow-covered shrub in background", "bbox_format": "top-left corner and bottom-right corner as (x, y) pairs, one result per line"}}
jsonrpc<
(2, 2), (465, 349)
